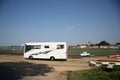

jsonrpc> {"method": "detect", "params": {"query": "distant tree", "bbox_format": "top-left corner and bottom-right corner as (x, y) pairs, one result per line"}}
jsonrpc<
(115, 42), (120, 45)
(98, 41), (110, 48)
(77, 44), (80, 47)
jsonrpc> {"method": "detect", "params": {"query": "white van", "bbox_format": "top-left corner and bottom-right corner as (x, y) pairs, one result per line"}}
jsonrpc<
(23, 42), (67, 60)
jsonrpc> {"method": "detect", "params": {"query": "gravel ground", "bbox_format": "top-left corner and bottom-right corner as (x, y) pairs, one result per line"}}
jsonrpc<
(0, 54), (109, 80)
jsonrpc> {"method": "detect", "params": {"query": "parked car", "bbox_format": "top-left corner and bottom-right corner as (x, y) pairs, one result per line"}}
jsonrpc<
(80, 51), (90, 56)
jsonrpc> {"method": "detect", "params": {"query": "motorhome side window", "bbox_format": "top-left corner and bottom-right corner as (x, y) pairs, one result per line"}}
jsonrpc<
(25, 45), (41, 52)
(44, 45), (50, 48)
(34, 45), (41, 49)
(57, 45), (64, 49)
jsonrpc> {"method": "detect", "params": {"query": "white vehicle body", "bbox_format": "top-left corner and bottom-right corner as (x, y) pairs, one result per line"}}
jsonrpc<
(23, 42), (67, 60)
(89, 60), (120, 68)
(80, 51), (90, 56)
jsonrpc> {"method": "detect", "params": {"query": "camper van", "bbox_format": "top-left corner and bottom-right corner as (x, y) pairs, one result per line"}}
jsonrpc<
(23, 42), (67, 60)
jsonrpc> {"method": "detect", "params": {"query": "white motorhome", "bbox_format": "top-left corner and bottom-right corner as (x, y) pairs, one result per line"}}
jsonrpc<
(23, 42), (67, 60)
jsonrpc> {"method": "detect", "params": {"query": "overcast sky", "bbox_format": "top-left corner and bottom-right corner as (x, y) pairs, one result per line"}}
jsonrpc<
(0, 0), (120, 46)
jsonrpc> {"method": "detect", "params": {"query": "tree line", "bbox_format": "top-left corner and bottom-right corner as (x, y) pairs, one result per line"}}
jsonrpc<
(97, 41), (120, 46)
(95, 41), (120, 48)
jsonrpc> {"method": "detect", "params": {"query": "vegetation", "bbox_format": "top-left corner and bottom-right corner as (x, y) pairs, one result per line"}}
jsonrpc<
(97, 41), (110, 48)
(0, 45), (120, 56)
(68, 48), (120, 56)
(98, 41), (110, 46)
(67, 68), (120, 80)
(0, 46), (23, 54)
(115, 42), (120, 45)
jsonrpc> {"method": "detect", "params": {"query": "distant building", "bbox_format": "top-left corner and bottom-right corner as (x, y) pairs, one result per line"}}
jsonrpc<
(100, 45), (119, 49)
(80, 45), (87, 48)
(68, 42), (119, 49)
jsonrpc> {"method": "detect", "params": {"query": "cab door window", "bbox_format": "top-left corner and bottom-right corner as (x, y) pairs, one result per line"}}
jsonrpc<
(57, 45), (64, 49)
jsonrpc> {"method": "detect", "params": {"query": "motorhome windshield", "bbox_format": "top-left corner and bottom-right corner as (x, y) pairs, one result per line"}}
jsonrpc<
(25, 45), (41, 52)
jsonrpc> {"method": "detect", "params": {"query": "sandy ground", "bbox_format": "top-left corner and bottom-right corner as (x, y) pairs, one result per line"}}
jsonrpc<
(0, 54), (108, 80)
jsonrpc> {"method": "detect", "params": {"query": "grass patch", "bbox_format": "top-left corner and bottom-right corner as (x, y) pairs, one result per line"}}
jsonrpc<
(68, 48), (120, 56)
(67, 68), (120, 80)
(0, 47), (120, 56)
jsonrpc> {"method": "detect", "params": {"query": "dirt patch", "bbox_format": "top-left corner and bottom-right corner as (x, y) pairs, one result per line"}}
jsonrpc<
(0, 54), (108, 80)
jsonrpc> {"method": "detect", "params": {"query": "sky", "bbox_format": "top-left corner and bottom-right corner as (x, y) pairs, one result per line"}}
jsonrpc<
(0, 0), (120, 46)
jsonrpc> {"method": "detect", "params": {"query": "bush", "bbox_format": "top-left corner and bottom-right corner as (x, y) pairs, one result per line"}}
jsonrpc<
(109, 71), (120, 80)
(67, 68), (120, 80)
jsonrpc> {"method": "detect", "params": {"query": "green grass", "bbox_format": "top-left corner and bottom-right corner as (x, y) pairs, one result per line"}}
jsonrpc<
(0, 47), (120, 56)
(68, 48), (120, 56)
(67, 68), (120, 80)
(0, 46), (23, 54)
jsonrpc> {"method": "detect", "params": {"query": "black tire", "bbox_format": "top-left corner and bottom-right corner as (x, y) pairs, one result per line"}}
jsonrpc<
(29, 56), (33, 59)
(50, 56), (55, 61)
